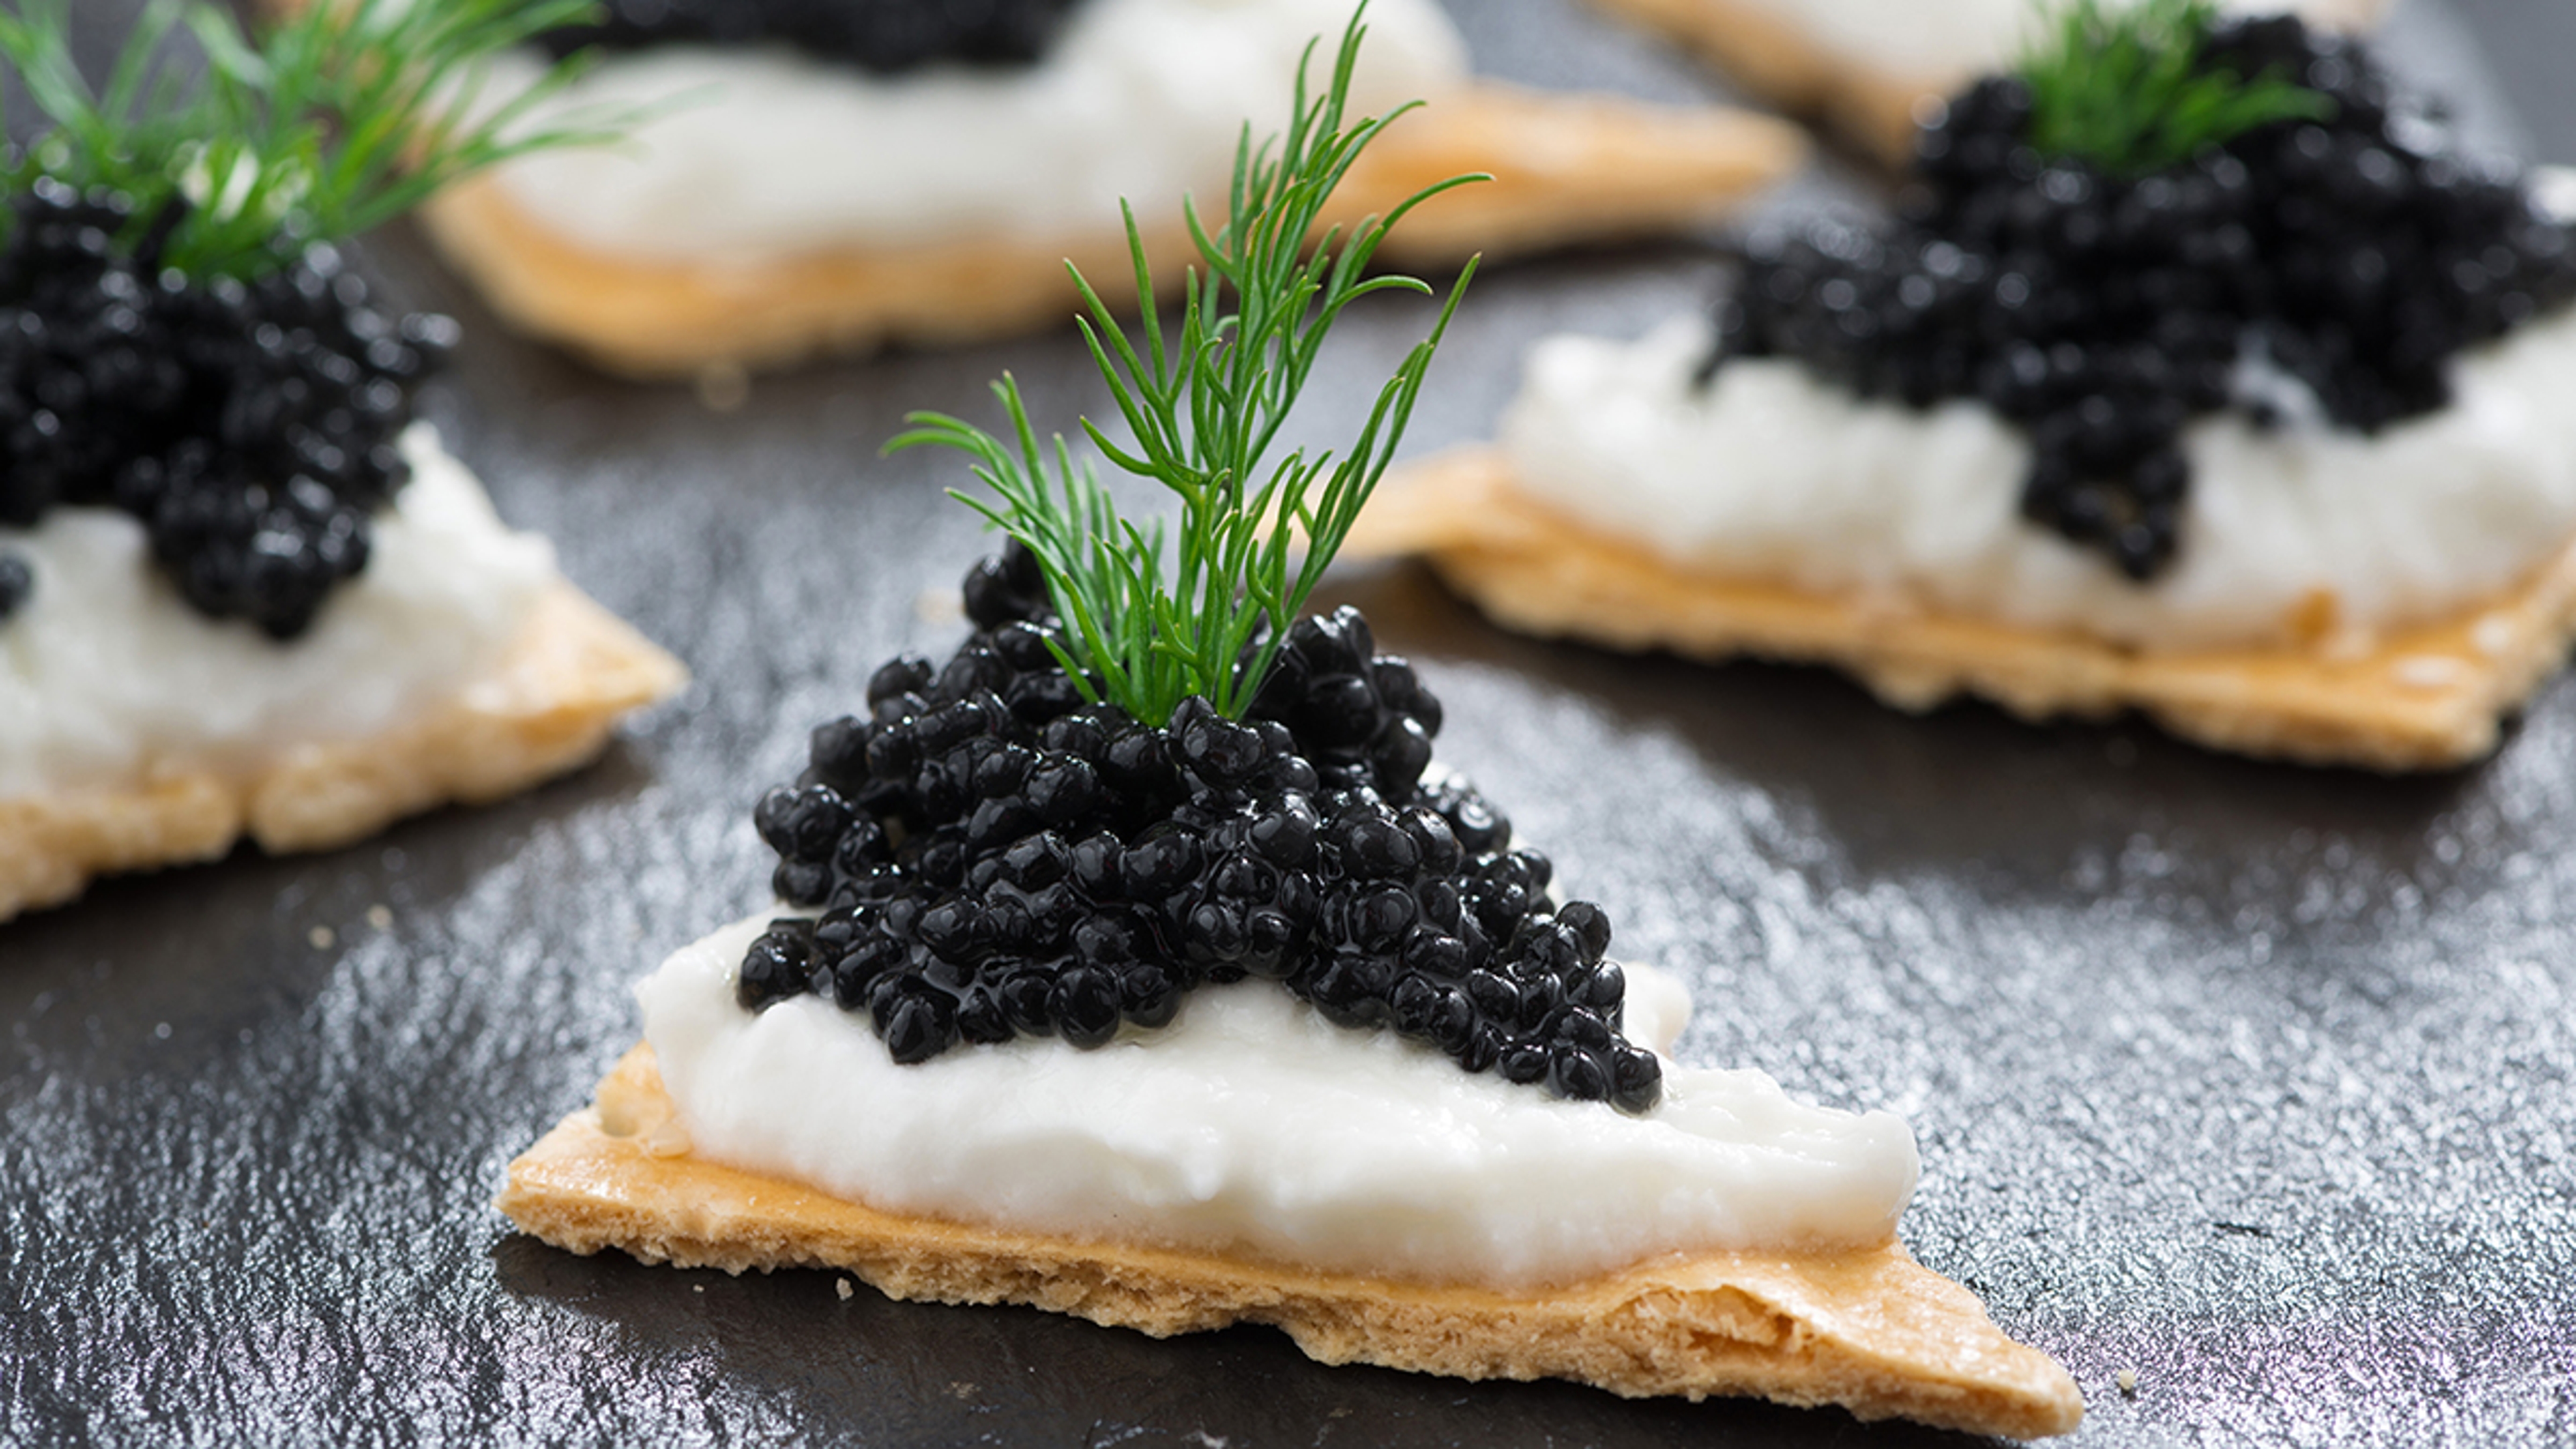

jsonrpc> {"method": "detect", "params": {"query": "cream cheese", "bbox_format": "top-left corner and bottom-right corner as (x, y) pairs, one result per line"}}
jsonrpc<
(1737, 0), (2371, 91)
(0, 423), (557, 799)
(1496, 305), (2576, 651)
(639, 913), (1921, 1289)
(485, 0), (1470, 264)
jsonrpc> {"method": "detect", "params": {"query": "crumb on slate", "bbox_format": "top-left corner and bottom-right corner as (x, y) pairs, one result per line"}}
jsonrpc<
(837, 1278), (854, 1301)
(308, 926), (335, 949)
(2117, 1368), (2139, 1395)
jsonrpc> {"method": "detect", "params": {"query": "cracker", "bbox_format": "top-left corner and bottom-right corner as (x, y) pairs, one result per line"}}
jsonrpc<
(417, 85), (1805, 378)
(1584, 0), (2392, 165)
(0, 583), (687, 921)
(1344, 448), (2576, 771)
(500, 1044), (2083, 1439)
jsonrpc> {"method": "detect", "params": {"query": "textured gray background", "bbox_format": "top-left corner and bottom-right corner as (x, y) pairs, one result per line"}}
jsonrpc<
(6, 1), (2576, 1444)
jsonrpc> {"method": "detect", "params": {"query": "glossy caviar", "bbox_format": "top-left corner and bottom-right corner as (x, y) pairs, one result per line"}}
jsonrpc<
(539, 0), (1087, 72)
(1709, 15), (2576, 580)
(740, 545), (1663, 1114)
(0, 183), (449, 635)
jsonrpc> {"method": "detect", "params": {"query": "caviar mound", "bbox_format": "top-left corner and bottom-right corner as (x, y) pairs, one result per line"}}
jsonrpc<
(539, 0), (1087, 74)
(0, 181), (451, 636)
(1710, 15), (2576, 581)
(739, 544), (1662, 1114)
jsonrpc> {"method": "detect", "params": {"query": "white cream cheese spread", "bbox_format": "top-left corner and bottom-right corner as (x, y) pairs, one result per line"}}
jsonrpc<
(1737, 0), (2369, 89)
(639, 912), (1921, 1289)
(486, 0), (1470, 264)
(0, 423), (557, 799)
(1497, 305), (2576, 651)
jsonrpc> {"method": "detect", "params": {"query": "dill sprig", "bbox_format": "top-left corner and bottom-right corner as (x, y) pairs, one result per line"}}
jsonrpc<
(0, 0), (627, 282)
(892, 6), (1483, 727)
(2018, 0), (2333, 178)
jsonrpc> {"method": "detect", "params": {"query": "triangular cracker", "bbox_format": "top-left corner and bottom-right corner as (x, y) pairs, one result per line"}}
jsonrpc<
(1346, 447), (2576, 771)
(0, 584), (686, 920)
(500, 1045), (2083, 1440)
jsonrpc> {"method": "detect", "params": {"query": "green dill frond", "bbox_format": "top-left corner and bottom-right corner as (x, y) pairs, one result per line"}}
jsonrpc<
(0, 0), (630, 281)
(2017, 0), (2333, 177)
(890, 4), (1484, 727)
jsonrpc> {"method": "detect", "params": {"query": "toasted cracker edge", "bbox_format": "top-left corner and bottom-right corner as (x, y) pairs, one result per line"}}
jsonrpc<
(1346, 447), (2576, 772)
(499, 1044), (2082, 1438)
(417, 83), (1805, 378)
(0, 583), (687, 921)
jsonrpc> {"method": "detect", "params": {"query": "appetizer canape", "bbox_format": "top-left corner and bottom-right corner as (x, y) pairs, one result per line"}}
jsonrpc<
(1350, 2), (2576, 770)
(498, 25), (2081, 1438)
(0, 0), (684, 920)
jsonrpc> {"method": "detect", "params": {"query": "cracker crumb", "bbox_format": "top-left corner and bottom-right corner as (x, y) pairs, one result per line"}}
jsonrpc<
(693, 1283), (704, 1293)
(307, 925), (335, 949)
(950, 1382), (977, 1401)
(365, 904), (394, 930)
(694, 360), (751, 413)
(836, 1278), (854, 1301)
(2116, 1368), (2138, 1395)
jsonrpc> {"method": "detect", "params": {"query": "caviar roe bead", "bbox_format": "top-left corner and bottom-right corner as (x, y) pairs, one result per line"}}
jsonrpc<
(1714, 15), (2576, 582)
(539, 0), (1087, 74)
(737, 918), (819, 1010)
(0, 184), (450, 636)
(737, 551), (1663, 1112)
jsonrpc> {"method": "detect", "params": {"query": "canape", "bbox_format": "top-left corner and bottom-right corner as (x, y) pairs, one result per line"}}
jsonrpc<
(1349, 3), (2576, 770)
(500, 25), (2080, 1437)
(0, 0), (684, 920)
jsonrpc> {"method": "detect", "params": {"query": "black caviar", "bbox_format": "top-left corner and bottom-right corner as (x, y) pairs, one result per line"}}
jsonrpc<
(1710, 15), (2576, 580)
(739, 543), (1664, 1114)
(539, 0), (1087, 73)
(0, 179), (449, 637)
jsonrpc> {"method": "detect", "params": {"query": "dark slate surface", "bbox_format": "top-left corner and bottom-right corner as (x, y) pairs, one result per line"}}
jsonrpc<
(7, 1), (2576, 1444)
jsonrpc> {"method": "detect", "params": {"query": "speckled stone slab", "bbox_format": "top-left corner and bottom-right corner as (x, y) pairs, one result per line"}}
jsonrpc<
(5, 1), (2574, 1444)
